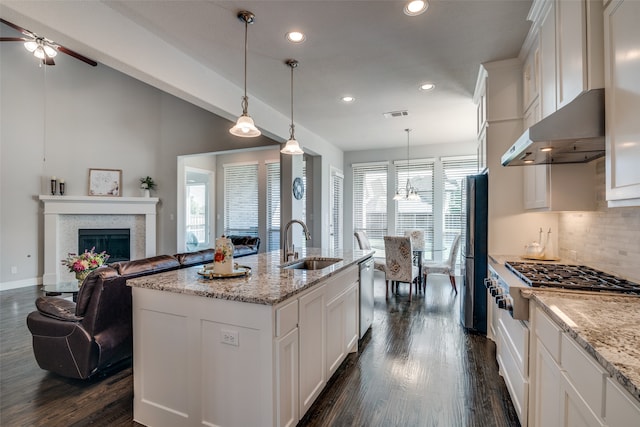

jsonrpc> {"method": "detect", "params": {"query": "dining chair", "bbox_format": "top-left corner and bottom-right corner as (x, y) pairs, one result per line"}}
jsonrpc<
(422, 233), (461, 293)
(404, 229), (426, 250)
(383, 236), (419, 301)
(354, 231), (386, 273)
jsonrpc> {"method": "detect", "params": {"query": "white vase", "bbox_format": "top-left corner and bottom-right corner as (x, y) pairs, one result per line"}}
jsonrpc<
(142, 189), (150, 198)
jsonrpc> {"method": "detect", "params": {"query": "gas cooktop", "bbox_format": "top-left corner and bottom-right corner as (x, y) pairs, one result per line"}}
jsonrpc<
(505, 261), (640, 295)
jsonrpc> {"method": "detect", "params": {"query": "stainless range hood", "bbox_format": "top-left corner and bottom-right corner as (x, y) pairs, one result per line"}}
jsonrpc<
(501, 88), (605, 166)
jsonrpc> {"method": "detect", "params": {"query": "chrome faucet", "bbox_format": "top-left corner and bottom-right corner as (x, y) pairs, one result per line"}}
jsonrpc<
(283, 219), (311, 262)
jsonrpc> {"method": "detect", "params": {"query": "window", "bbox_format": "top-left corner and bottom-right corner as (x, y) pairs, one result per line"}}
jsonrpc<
(185, 169), (212, 252)
(266, 162), (280, 252)
(224, 163), (259, 237)
(442, 156), (477, 260)
(352, 162), (388, 249)
(330, 168), (344, 254)
(395, 159), (435, 246)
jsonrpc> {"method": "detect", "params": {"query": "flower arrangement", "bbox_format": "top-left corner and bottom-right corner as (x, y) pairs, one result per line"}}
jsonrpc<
(139, 176), (156, 190)
(62, 247), (110, 274)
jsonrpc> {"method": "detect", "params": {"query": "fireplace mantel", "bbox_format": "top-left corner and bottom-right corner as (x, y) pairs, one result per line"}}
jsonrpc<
(39, 195), (159, 284)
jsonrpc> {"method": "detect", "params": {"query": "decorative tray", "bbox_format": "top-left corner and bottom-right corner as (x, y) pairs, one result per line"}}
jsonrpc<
(197, 265), (251, 279)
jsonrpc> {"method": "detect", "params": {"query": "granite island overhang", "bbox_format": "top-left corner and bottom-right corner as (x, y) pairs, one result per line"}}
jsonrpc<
(127, 248), (374, 427)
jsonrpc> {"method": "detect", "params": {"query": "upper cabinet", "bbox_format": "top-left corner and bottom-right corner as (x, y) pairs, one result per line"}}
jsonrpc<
(539, 1), (557, 119)
(525, 0), (604, 122)
(604, 0), (640, 206)
(555, 0), (604, 109)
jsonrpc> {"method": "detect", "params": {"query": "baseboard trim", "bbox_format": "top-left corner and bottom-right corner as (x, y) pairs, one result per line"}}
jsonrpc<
(0, 277), (41, 291)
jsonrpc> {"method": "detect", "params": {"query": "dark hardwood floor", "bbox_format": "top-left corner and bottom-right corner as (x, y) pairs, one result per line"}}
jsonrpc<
(1, 275), (519, 427)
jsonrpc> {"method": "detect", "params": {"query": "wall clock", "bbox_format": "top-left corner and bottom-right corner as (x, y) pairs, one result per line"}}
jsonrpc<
(292, 177), (305, 200)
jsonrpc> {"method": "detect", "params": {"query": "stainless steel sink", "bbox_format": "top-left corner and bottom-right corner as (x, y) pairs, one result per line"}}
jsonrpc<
(282, 257), (343, 270)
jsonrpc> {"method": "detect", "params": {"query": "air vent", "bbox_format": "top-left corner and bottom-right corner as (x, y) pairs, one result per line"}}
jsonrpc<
(383, 110), (409, 119)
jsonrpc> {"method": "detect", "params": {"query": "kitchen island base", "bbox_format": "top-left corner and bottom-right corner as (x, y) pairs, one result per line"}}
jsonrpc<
(131, 260), (362, 427)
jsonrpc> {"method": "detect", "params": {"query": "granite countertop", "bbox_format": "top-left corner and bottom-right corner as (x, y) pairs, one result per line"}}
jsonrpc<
(127, 248), (374, 306)
(522, 289), (640, 403)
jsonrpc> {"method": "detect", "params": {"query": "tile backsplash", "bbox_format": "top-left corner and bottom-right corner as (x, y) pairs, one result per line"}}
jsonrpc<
(558, 160), (640, 282)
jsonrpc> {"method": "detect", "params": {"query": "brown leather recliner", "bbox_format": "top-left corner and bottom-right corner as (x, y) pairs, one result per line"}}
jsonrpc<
(27, 255), (181, 379)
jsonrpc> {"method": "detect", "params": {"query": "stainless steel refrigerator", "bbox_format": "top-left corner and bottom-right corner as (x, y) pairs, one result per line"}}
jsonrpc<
(460, 173), (488, 334)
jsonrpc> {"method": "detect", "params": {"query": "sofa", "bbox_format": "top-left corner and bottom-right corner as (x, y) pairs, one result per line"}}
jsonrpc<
(26, 248), (219, 379)
(228, 235), (260, 258)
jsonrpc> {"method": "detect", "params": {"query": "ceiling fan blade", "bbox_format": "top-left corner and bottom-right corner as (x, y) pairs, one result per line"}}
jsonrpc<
(0, 37), (28, 42)
(56, 45), (97, 67)
(0, 18), (35, 37)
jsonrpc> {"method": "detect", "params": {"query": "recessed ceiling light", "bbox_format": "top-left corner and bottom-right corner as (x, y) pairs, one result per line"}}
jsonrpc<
(524, 159), (534, 164)
(540, 147), (553, 152)
(286, 31), (306, 43)
(419, 82), (435, 91)
(404, 0), (429, 16)
(341, 96), (355, 103)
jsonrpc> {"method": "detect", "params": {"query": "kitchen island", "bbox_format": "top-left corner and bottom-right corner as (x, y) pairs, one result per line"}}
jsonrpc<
(523, 289), (640, 426)
(128, 248), (373, 427)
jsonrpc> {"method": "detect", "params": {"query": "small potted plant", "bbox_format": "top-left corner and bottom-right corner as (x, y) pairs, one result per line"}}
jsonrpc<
(139, 176), (156, 197)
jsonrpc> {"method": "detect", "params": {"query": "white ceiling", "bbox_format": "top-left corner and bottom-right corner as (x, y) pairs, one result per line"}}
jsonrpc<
(1, 0), (532, 152)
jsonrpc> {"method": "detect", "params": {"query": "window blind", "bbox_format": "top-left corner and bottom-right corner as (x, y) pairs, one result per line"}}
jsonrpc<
(442, 155), (477, 260)
(266, 162), (280, 252)
(224, 163), (259, 237)
(395, 160), (435, 247)
(330, 170), (344, 254)
(352, 163), (388, 249)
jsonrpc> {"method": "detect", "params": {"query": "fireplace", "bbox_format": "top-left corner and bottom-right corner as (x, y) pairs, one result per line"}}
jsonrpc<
(79, 228), (131, 263)
(39, 195), (159, 285)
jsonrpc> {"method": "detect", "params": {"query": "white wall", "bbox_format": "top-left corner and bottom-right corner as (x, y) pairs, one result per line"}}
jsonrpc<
(0, 41), (276, 286)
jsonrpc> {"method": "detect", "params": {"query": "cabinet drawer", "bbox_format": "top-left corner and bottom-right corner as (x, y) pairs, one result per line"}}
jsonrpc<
(534, 307), (561, 362)
(498, 309), (530, 375)
(325, 266), (358, 302)
(276, 299), (298, 337)
(561, 334), (607, 418)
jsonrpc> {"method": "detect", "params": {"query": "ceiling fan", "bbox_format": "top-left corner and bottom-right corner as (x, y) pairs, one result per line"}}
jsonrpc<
(0, 18), (97, 66)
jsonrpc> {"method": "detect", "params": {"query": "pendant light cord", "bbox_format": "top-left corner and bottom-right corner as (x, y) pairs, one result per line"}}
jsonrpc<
(286, 59), (298, 140)
(290, 63), (295, 139)
(241, 18), (249, 115)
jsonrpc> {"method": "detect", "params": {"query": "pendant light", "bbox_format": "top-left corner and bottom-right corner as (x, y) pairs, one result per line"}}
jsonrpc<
(230, 11), (261, 138)
(394, 128), (420, 201)
(281, 59), (304, 155)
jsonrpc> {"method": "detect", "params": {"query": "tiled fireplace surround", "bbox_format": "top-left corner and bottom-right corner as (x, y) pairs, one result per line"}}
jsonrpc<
(40, 196), (158, 285)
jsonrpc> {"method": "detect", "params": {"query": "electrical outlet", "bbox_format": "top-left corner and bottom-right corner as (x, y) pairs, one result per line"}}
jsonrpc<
(11, 266), (17, 274)
(569, 250), (578, 262)
(221, 329), (239, 346)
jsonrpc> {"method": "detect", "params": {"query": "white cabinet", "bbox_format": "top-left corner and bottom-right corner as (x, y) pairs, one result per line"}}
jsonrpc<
(604, 0), (640, 206)
(523, 36), (540, 114)
(298, 284), (327, 415)
(539, 0), (557, 119)
(533, 339), (562, 427)
(325, 267), (359, 378)
(555, 0), (604, 110)
(605, 378), (640, 427)
(529, 304), (640, 427)
(533, 0), (603, 119)
(276, 327), (299, 427)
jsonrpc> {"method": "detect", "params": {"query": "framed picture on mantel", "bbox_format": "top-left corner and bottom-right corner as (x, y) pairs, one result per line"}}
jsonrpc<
(88, 168), (122, 196)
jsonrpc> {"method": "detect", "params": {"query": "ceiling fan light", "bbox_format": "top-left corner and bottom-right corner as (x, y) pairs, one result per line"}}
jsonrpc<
(24, 41), (38, 52)
(43, 45), (57, 58)
(281, 138), (304, 155)
(229, 114), (261, 137)
(33, 46), (46, 59)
